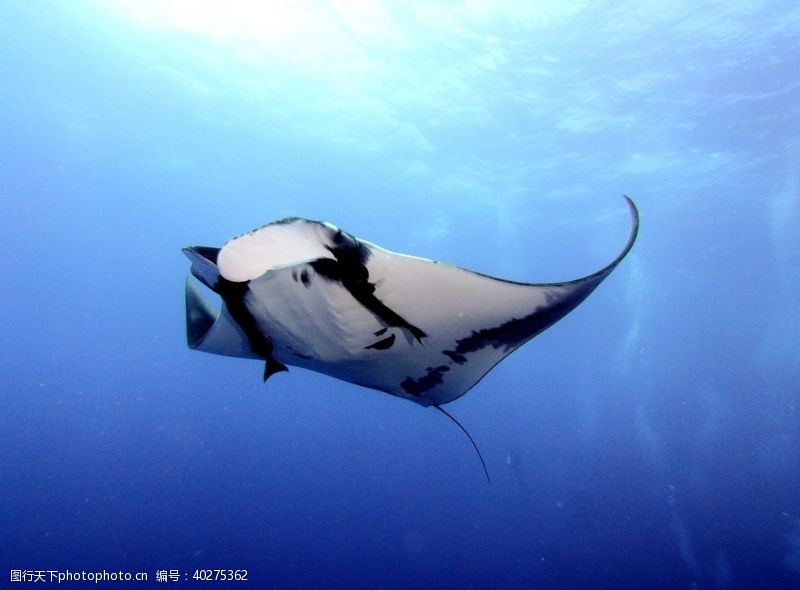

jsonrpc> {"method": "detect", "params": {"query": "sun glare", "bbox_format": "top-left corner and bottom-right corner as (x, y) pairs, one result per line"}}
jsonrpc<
(106, 0), (323, 42)
(100, 1), (580, 60)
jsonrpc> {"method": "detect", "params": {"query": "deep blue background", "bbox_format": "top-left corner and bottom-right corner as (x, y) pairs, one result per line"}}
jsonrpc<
(2, 2), (799, 588)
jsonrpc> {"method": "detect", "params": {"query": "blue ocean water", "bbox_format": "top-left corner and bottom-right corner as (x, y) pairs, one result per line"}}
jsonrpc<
(1, 1), (799, 588)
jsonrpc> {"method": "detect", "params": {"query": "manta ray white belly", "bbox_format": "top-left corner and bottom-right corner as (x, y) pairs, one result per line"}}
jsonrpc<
(183, 198), (639, 407)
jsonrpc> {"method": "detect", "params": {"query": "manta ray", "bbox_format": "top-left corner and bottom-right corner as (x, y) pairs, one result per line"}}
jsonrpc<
(183, 197), (639, 479)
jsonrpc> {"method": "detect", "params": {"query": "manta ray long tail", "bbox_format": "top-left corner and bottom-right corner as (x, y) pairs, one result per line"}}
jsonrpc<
(434, 405), (491, 483)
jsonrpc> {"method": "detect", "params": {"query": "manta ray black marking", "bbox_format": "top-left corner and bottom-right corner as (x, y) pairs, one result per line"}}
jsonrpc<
(183, 197), (639, 480)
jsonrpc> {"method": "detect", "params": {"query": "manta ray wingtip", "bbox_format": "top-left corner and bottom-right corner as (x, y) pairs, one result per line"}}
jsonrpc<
(263, 359), (289, 382)
(593, 195), (639, 273)
(622, 195), (639, 238)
